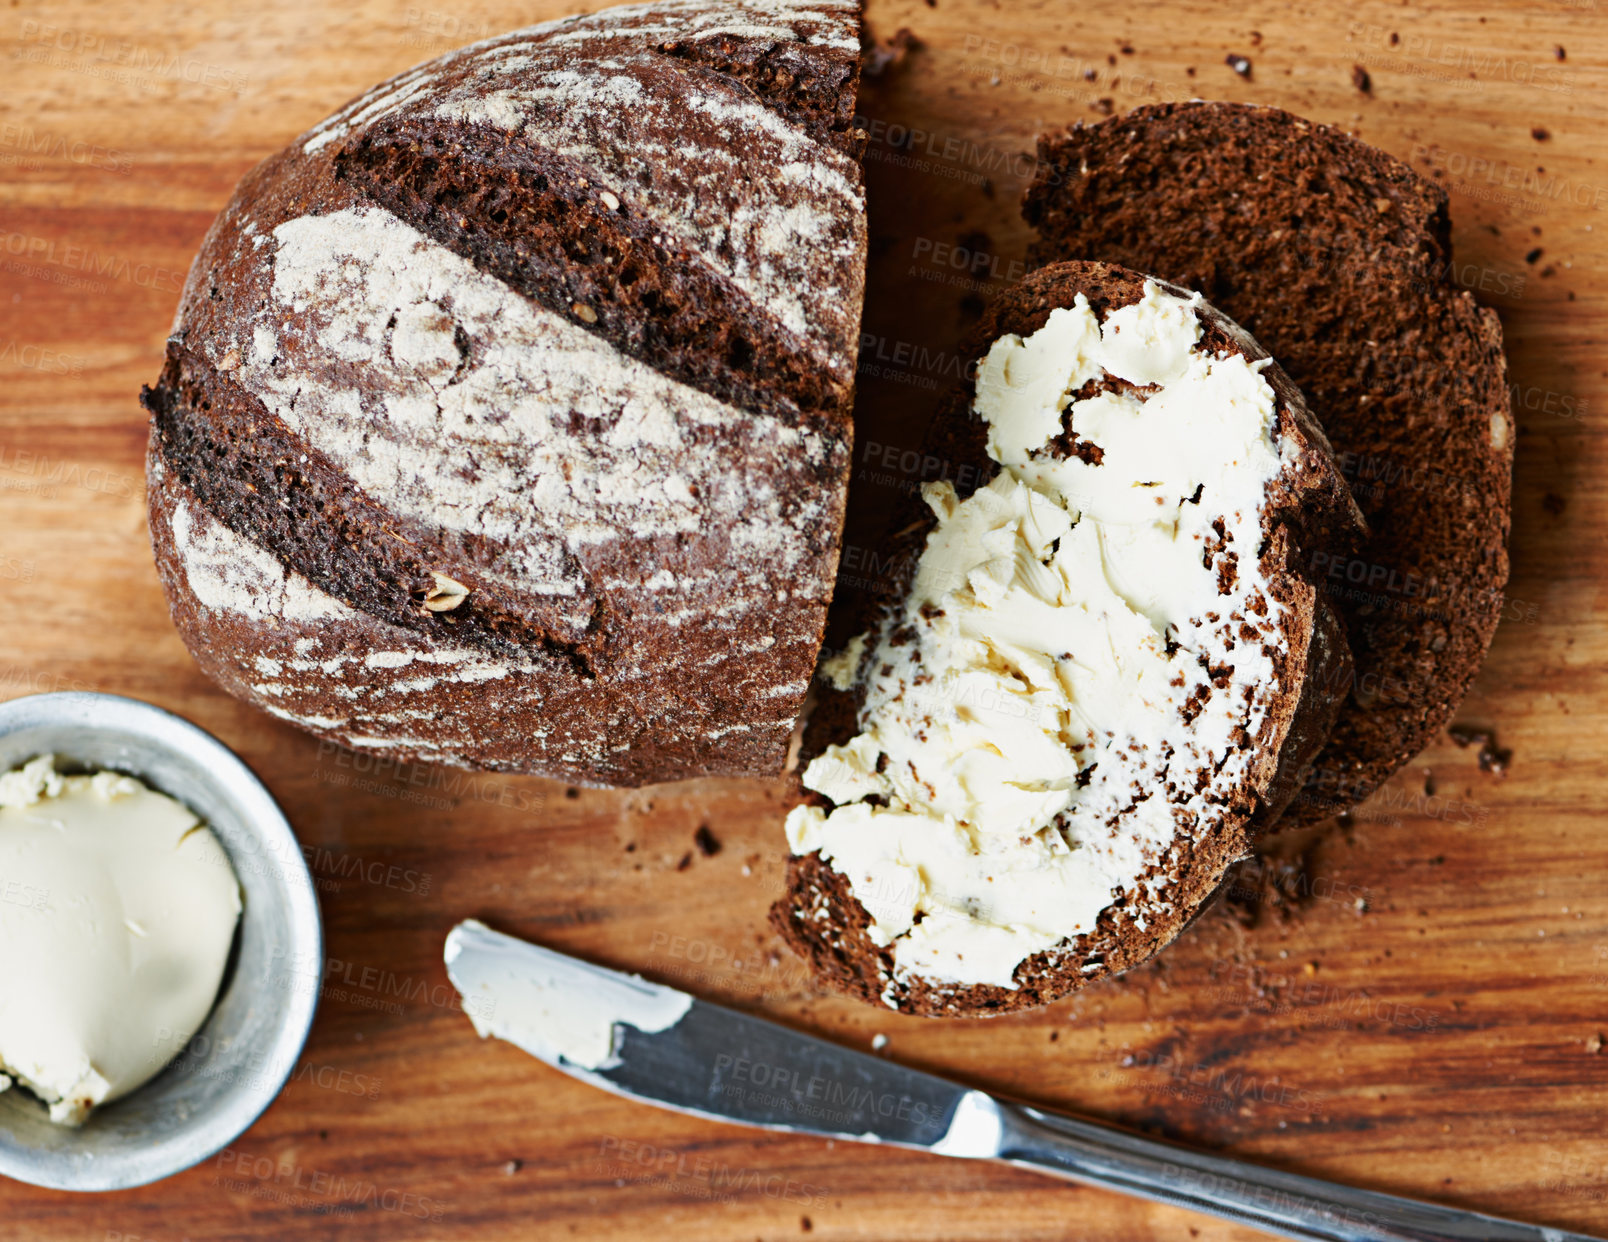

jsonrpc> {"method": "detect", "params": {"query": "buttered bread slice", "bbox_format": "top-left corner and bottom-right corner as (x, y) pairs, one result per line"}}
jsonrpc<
(775, 262), (1363, 1016)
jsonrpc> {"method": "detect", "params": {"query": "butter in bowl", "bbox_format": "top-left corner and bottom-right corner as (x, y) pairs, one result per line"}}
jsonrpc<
(0, 692), (322, 1191)
(0, 755), (243, 1126)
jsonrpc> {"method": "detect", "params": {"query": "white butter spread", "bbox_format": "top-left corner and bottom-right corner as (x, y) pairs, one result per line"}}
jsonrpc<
(786, 282), (1291, 993)
(0, 756), (242, 1124)
(444, 920), (691, 1071)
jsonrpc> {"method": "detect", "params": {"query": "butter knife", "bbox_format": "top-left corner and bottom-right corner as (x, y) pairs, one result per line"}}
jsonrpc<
(444, 920), (1600, 1242)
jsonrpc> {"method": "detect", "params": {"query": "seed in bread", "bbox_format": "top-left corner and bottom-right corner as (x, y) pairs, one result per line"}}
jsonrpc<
(776, 262), (1363, 1015)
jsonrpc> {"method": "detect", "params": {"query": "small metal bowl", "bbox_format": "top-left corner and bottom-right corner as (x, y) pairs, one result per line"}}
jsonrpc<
(0, 692), (322, 1191)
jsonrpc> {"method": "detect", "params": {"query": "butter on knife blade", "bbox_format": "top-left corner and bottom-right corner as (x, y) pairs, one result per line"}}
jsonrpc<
(443, 919), (972, 1150)
(444, 919), (691, 1071)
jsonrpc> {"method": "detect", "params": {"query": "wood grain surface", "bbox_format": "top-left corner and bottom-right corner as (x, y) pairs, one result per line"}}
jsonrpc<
(2, 0), (1605, 1238)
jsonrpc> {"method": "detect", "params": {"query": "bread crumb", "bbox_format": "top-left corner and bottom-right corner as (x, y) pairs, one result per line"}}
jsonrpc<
(1587, 1033), (1603, 1054)
(1351, 64), (1371, 93)
(871, 1033), (889, 1051)
(571, 302), (598, 324)
(1225, 54), (1252, 78)
(863, 27), (920, 79)
(1447, 724), (1511, 776)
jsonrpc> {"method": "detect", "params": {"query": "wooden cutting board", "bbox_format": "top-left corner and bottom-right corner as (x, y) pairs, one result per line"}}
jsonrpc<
(2, 0), (1604, 1237)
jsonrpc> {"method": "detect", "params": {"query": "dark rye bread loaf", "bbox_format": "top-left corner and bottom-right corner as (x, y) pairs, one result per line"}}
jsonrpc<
(1023, 102), (1512, 824)
(141, 0), (868, 784)
(773, 262), (1364, 1016)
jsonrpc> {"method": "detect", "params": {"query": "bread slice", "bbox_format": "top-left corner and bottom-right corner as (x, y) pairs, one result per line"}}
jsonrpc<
(1022, 102), (1512, 824)
(773, 262), (1364, 1016)
(140, 0), (867, 786)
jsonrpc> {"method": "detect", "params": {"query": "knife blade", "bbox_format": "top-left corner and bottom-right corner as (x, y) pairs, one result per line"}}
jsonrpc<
(444, 920), (1603, 1242)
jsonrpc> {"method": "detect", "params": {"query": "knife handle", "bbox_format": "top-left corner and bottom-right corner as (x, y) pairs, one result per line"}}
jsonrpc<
(992, 1101), (1602, 1242)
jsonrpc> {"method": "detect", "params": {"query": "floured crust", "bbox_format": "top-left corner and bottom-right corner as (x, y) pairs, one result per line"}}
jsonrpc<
(140, 0), (868, 786)
(772, 262), (1364, 1016)
(1022, 102), (1512, 824)
(149, 450), (813, 783)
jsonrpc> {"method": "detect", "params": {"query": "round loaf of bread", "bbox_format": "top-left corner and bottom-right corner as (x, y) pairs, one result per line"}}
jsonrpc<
(774, 262), (1364, 1016)
(141, 0), (868, 785)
